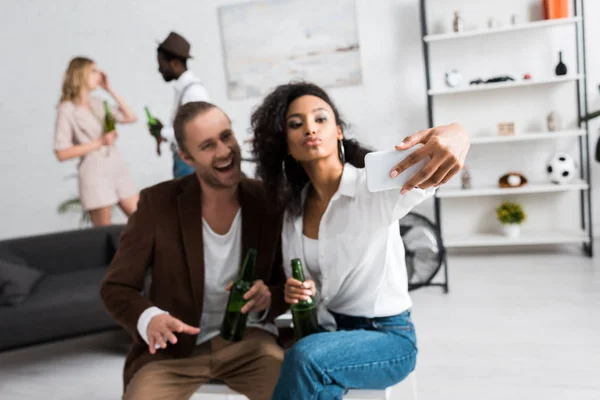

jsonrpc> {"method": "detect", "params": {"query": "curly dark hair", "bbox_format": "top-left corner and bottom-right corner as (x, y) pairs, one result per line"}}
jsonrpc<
(251, 81), (372, 216)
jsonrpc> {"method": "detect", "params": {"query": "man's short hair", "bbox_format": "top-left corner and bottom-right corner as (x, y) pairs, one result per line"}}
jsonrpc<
(173, 101), (219, 152)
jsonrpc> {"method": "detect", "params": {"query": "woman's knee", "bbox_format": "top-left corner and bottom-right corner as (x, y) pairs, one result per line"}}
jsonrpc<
(283, 342), (308, 369)
(89, 207), (111, 226)
(119, 194), (139, 216)
(283, 334), (326, 369)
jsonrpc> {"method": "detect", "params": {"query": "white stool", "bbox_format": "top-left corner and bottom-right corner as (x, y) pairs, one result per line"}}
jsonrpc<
(345, 372), (418, 399)
(193, 372), (417, 400)
(192, 382), (244, 399)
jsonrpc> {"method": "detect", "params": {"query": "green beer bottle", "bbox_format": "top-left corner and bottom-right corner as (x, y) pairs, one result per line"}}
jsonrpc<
(103, 100), (116, 133)
(220, 248), (257, 342)
(145, 106), (163, 155)
(291, 258), (319, 339)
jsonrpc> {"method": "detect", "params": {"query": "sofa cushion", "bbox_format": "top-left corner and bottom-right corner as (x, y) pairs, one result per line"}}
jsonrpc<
(1, 225), (124, 275)
(108, 229), (122, 254)
(0, 256), (44, 306)
(0, 267), (118, 350)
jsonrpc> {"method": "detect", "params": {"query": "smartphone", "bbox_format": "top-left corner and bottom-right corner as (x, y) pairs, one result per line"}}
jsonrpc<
(364, 145), (430, 193)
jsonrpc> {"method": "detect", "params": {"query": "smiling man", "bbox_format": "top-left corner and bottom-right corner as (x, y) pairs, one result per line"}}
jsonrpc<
(100, 101), (288, 400)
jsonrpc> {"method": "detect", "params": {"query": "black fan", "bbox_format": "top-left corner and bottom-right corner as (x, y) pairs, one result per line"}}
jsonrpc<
(399, 212), (446, 291)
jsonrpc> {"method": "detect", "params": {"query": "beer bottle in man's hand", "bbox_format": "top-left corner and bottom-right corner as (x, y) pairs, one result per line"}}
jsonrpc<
(220, 249), (257, 341)
(144, 106), (165, 156)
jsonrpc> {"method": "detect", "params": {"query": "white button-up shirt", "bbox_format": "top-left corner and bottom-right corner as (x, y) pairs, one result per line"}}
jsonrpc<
(281, 164), (435, 331)
(161, 70), (210, 151)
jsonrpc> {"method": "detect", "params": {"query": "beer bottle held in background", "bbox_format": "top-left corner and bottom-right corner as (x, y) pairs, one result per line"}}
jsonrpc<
(103, 100), (116, 133)
(145, 106), (164, 155)
(102, 100), (116, 156)
(220, 248), (257, 341)
(291, 258), (319, 339)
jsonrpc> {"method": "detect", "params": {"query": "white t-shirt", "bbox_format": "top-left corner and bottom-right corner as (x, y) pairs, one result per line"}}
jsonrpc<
(196, 209), (243, 344)
(137, 209), (277, 347)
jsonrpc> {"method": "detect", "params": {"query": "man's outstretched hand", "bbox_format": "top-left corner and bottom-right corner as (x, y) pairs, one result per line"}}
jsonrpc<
(146, 314), (200, 354)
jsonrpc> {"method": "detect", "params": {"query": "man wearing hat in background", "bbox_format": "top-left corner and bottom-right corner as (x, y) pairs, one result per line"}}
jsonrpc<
(151, 31), (211, 178)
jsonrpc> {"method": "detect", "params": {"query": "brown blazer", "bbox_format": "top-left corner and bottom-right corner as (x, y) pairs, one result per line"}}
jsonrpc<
(100, 175), (287, 389)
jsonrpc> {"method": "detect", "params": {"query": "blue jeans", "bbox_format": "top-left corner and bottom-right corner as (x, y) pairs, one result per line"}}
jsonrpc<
(172, 150), (195, 178)
(272, 310), (417, 400)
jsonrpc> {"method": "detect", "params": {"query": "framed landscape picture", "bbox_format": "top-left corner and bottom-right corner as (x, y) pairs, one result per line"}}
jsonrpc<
(218, 0), (362, 100)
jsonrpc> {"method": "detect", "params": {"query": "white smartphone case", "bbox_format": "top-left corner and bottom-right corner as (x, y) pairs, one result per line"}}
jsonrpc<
(364, 145), (430, 193)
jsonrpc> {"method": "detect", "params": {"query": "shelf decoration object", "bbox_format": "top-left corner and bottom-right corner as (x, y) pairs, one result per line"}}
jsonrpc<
(547, 111), (561, 131)
(498, 122), (515, 136)
(445, 69), (462, 87)
(546, 153), (577, 184)
(461, 166), (472, 189)
(555, 51), (568, 76)
(499, 172), (528, 188)
(543, 0), (569, 20)
(496, 201), (526, 238)
(453, 11), (464, 32)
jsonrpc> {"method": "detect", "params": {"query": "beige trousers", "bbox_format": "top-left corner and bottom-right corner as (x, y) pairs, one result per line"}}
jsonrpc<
(124, 328), (283, 400)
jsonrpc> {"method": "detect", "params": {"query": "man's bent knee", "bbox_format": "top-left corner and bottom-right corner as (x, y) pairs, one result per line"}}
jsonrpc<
(123, 365), (190, 400)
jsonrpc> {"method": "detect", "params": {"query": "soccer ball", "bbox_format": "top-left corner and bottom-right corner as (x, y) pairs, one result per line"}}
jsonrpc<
(546, 153), (577, 184)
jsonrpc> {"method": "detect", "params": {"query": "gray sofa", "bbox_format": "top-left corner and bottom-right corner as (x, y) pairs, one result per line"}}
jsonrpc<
(0, 225), (124, 351)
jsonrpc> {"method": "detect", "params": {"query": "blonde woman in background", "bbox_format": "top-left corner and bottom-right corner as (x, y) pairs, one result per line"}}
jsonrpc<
(54, 57), (139, 226)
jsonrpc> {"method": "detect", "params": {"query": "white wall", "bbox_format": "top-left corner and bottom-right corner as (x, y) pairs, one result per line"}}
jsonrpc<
(0, 0), (598, 241)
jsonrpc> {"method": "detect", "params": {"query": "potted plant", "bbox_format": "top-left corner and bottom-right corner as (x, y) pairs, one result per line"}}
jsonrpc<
(496, 201), (526, 237)
(57, 196), (91, 227)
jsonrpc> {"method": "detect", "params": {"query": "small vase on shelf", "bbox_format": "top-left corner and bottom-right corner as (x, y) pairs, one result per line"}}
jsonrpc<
(555, 51), (567, 76)
(460, 166), (472, 189)
(547, 111), (561, 132)
(502, 223), (521, 238)
(453, 11), (464, 33)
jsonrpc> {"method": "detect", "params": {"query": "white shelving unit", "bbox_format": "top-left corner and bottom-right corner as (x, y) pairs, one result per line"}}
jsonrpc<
(424, 16), (581, 42)
(419, 0), (593, 255)
(470, 129), (585, 144)
(445, 230), (588, 248)
(428, 74), (582, 96)
(436, 179), (588, 198)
